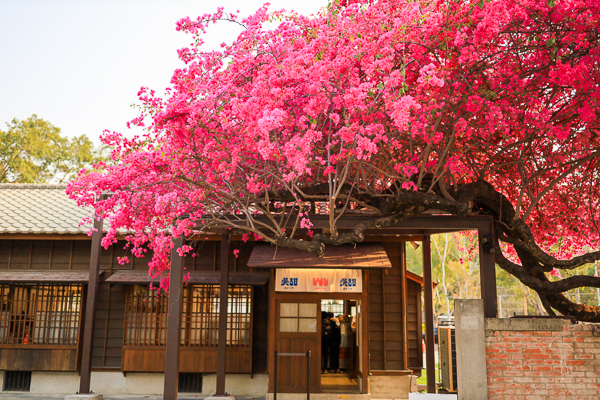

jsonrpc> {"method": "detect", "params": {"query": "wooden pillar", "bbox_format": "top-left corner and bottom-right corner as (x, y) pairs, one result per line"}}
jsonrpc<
(215, 234), (230, 395)
(79, 217), (103, 394)
(479, 220), (498, 318)
(422, 236), (436, 394)
(400, 242), (409, 370)
(361, 270), (370, 395)
(163, 234), (185, 400)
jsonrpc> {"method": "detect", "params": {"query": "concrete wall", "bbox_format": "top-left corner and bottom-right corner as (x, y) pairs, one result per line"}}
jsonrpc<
(201, 373), (268, 396)
(369, 374), (413, 399)
(486, 318), (600, 399)
(19, 372), (268, 395)
(455, 299), (487, 400)
(28, 372), (165, 395)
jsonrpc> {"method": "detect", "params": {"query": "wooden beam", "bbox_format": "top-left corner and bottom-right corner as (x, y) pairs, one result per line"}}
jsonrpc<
(215, 234), (230, 395)
(0, 234), (92, 240)
(422, 236), (436, 394)
(163, 234), (185, 400)
(248, 243), (392, 269)
(79, 217), (103, 394)
(0, 270), (90, 283)
(105, 270), (269, 286)
(480, 221), (498, 318)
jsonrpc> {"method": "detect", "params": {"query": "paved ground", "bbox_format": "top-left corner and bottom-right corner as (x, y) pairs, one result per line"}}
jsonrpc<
(0, 395), (264, 400)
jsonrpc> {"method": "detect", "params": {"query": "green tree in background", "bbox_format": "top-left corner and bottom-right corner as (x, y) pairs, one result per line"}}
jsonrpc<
(0, 115), (105, 184)
(407, 234), (600, 319)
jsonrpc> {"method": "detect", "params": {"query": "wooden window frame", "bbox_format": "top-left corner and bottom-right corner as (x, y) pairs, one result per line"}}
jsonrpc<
(124, 284), (253, 348)
(0, 283), (83, 346)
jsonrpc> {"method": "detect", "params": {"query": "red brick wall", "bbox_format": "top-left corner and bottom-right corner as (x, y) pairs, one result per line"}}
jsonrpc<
(485, 319), (600, 399)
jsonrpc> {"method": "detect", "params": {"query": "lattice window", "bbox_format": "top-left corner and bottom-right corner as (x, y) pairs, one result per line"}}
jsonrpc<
(123, 285), (168, 346)
(124, 285), (252, 347)
(0, 284), (82, 345)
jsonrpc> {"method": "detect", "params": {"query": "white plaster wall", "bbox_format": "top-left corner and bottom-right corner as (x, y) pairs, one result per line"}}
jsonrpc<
(201, 373), (268, 396)
(25, 371), (267, 395)
(28, 371), (164, 395)
(91, 371), (164, 395)
(30, 372), (80, 394)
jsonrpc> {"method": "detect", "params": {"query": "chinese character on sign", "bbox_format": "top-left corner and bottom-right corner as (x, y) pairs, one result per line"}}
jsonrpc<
(339, 278), (357, 289)
(281, 277), (298, 289)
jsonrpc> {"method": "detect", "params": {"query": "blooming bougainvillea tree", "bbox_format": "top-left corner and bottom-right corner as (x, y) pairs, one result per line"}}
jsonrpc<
(68, 0), (600, 320)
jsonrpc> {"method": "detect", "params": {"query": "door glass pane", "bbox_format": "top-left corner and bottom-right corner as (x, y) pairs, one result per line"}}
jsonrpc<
(280, 318), (298, 332)
(298, 318), (317, 333)
(280, 303), (298, 317)
(299, 303), (317, 318)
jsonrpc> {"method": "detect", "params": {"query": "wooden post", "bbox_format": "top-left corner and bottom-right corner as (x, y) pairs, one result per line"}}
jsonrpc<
(479, 220), (498, 318)
(422, 236), (436, 394)
(79, 217), (103, 394)
(163, 234), (185, 400)
(215, 234), (230, 395)
(400, 242), (409, 370)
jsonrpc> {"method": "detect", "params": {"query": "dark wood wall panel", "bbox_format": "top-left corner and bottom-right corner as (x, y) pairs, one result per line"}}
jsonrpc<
(0, 239), (254, 273)
(407, 279), (423, 372)
(72, 241), (92, 269)
(91, 283), (126, 368)
(50, 241), (73, 269)
(30, 241), (51, 269)
(368, 269), (385, 370)
(6, 240), (31, 269)
(252, 284), (268, 373)
(122, 348), (252, 373)
(368, 243), (409, 371)
(0, 241), (9, 269)
(0, 348), (77, 371)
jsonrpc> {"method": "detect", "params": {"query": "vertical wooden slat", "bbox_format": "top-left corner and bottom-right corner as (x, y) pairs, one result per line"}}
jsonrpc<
(163, 234), (185, 400)
(7, 241), (12, 269)
(400, 242), (409, 370)
(48, 241), (53, 269)
(28, 240), (33, 269)
(102, 286), (111, 365)
(192, 247), (197, 271)
(215, 234), (230, 395)
(213, 242), (218, 271)
(79, 217), (103, 394)
(381, 269), (386, 370)
(423, 236), (436, 394)
(267, 269), (277, 393)
(69, 240), (74, 270)
(361, 270), (370, 395)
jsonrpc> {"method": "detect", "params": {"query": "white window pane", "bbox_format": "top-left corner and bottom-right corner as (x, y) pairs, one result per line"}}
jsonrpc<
(280, 303), (298, 317)
(298, 318), (317, 333)
(280, 318), (298, 332)
(299, 303), (317, 318)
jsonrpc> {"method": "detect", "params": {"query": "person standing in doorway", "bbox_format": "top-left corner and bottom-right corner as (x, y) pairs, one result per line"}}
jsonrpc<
(321, 311), (332, 373)
(329, 314), (341, 373)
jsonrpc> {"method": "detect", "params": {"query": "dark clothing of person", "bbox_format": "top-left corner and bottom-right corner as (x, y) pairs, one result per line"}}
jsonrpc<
(321, 319), (332, 370)
(328, 320), (342, 370)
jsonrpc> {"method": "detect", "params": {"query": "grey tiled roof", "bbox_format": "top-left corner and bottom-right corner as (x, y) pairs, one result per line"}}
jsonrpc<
(0, 184), (92, 234)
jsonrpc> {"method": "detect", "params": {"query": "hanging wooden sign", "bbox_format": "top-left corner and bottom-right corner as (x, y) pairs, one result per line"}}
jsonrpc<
(276, 268), (362, 293)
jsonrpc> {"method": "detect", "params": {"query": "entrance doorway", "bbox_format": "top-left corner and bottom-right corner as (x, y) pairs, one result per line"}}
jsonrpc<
(273, 295), (363, 394)
(320, 299), (359, 393)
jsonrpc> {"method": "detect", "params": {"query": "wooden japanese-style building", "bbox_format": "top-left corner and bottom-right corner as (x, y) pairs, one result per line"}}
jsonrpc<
(0, 184), (496, 398)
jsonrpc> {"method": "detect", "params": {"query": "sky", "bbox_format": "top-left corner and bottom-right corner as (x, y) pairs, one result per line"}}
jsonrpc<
(0, 0), (328, 144)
